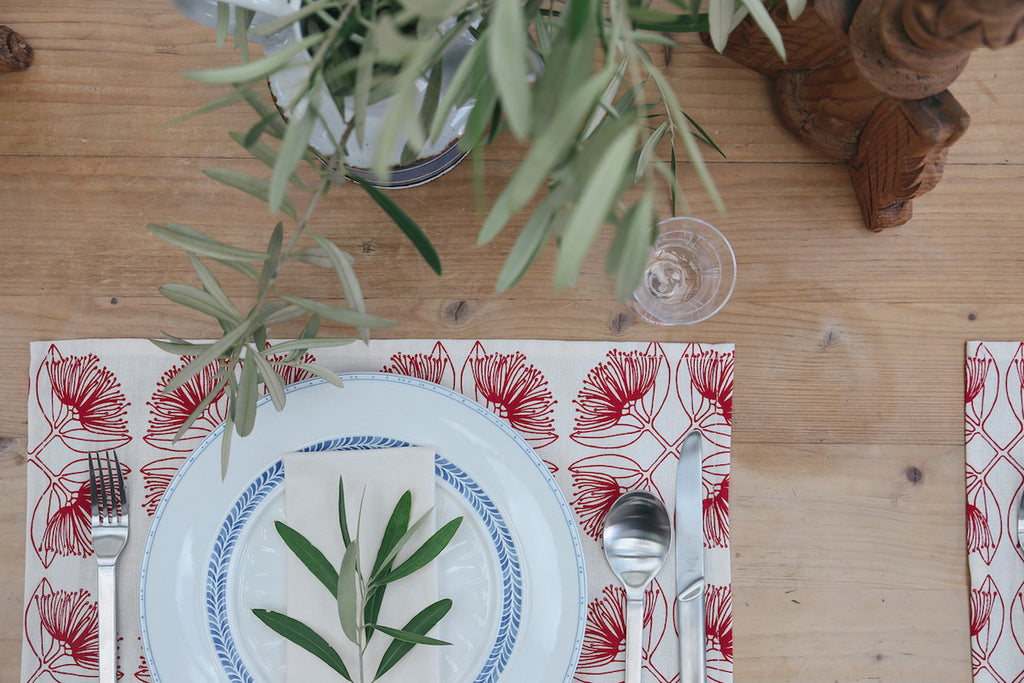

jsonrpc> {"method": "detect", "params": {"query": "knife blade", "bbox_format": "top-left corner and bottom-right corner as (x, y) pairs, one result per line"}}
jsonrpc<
(676, 430), (706, 683)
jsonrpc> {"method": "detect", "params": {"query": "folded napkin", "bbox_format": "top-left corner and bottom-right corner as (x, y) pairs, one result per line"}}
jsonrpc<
(966, 341), (1024, 680)
(282, 447), (439, 683)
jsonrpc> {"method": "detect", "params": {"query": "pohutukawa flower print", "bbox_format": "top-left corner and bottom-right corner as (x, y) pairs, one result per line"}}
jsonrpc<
(577, 585), (626, 673)
(569, 454), (650, 540)
(683, 348), (734, 427)
(27, 456), (129, 567)
(966, 355), (994, 405)
(461, 342), (558, 448)
(705, 474), (730, 549)
(381, 341), (456, 389)
(970, 577), (1004, 673)
(572, 347), (669, 449)
(965, 465), (1001, 565)
(965, 501), (995, 557)
(30, 345), (131, 455)
(24, 579), (99, 683)
(140, 456), (186, 516)
(965, 345), (999, 445)
(576, 582), (670, 682)
(704, 585), (734, 668)
(40, 480), (92, 561)
(144, 356), (228, 452)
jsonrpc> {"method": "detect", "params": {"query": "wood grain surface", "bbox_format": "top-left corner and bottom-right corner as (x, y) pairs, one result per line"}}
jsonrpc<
(2, 1), (1023, 680)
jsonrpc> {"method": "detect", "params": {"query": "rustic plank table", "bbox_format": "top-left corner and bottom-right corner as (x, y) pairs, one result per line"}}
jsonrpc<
(2, 1), (1023, 680)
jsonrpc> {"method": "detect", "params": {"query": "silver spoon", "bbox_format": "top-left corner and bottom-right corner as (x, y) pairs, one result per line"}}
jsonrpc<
(603, 491), (672, 683)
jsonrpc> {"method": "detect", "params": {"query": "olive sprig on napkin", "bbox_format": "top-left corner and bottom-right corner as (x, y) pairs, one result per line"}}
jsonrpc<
(253, 475), (463, 682)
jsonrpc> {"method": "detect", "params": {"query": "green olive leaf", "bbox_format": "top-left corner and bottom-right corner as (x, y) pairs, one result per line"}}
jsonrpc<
(478, 62), (615, 246)
(337, 537), (361, 645)
(249, 348), (286, 411)
(251, 609), (352, 681)
(275, 520), (340, 597)
(148, 223), (268, 263)
(234, 352), (260, 437)
(292, 362), (348, 389)
(737, 0), (786, 59)
(376, 517), (463, 586)
(613, 190), (656, 300)
(159, 283), (240, 324)
(349, 175), (441, 276)
(220, 411), (235, 480)
(488, 0), (532, 138)
(364, 491), (412, 641)
(373, 599), (453, 680)
(270, 86), (319, 214)
(263, 337), (355, 355)
(338, 474), (352, 548)
(553, 124), (638, 290)
(309, 234), (369, 343)
(280, 295), (398, 330)
(216, 1), (230, 48)
(183, 33), (323, 85)
(161, 320), (249, 395)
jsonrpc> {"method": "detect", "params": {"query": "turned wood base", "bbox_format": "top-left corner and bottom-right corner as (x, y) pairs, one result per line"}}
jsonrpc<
(703, 0), (1021, 231)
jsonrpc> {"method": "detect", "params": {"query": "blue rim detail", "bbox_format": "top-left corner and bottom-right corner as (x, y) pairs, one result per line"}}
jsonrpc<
(141, 373), (587, 683)
(204, 435), (522, 683)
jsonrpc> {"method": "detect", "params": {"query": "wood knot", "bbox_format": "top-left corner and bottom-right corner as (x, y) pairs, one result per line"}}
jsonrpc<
(0, 436), (21, 463)
(819, 328), (842, 351)
(443, 300), (472, 324)
(905, 465), (924, 484)
(0, 26), (34, 74)
(610, 312), (632, 333)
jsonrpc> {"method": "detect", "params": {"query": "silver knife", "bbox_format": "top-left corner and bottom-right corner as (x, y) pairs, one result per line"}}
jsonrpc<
(676, 430), (706, 683)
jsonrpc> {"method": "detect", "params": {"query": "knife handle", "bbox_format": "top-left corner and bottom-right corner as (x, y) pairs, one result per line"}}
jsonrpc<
(675, 579), (706, 683)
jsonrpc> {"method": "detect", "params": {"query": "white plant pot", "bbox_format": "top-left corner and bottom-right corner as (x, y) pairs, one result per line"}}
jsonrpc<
(171, 0), (475, 187)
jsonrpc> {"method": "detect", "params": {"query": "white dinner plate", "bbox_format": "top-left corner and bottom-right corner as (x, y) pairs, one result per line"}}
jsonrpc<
(139, 372), (586, 683)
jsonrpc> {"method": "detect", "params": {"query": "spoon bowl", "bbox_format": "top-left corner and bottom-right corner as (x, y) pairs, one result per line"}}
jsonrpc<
(603, 491), (672, 683)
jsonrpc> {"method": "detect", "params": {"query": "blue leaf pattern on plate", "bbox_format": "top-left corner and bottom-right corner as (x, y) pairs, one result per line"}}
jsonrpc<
(205, 435), (522, 683)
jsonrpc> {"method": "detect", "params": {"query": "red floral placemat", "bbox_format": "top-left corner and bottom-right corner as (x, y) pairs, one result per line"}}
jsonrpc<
(21, 338), (734, 683)
(966, 341), (1024, 681)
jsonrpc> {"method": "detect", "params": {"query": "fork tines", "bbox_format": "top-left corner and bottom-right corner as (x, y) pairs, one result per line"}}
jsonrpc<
(88, 450), (127, 522)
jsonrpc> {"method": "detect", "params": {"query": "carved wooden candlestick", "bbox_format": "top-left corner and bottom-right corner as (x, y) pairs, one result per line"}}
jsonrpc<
(706, 0), (1024, 230)
(0, 25), (34, 74)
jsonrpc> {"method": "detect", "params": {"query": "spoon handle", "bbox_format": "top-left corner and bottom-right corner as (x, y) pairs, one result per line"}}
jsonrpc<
(624, 594), (643, 683)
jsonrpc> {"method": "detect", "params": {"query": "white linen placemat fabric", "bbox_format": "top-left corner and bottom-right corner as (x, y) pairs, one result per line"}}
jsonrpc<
(966, 341), (1024, 681)
(21, 338), (734, 683)
(283, 448), (439, 683)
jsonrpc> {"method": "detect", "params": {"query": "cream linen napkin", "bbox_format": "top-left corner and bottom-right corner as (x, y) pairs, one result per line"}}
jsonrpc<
(282, 447), (439, 683)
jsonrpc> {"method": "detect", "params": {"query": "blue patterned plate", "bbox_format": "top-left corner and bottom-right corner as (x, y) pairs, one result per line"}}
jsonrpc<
(140, 373), (586, 683)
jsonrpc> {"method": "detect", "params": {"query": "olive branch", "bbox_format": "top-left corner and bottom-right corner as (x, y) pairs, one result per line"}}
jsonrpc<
(150, 0), (796, 473)
(253, 474), (464, 682)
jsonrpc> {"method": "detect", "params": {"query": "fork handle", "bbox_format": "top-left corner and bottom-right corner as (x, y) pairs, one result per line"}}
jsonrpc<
(97, 563), (117, 683)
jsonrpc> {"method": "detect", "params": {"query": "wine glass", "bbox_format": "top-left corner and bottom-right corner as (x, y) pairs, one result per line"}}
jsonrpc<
(628, 217), (736, 325)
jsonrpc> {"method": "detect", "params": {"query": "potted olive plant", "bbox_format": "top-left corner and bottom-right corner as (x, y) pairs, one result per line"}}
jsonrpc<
(153, 0), (795, 469)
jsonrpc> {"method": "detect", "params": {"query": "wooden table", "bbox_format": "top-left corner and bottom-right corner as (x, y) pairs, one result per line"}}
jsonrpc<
(2, 1), (1023, 680)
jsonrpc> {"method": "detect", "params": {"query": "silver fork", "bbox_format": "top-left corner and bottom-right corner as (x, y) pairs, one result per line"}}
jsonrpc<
(89, 450), (129, 683)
